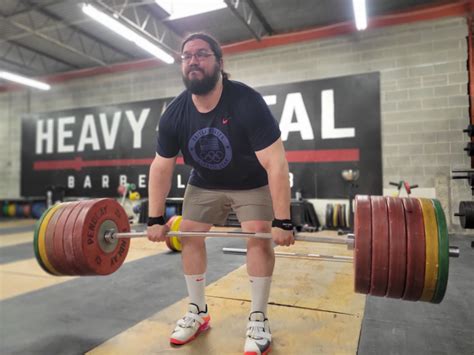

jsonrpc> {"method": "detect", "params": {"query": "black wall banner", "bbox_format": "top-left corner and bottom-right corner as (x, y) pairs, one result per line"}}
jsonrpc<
(21, 72), (381, 199)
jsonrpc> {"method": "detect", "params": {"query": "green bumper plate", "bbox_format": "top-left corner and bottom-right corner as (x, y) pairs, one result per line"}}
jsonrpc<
(33, 205), (55, 275)
(431, 199), (449, 304)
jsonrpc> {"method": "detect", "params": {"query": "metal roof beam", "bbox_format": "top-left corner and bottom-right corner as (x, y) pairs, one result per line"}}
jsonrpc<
(224, 0), (271, 41)
(0, 40), (76, 75)
(0, 12), (108, 66)
(0, 1), (28, 18)
(246, 0), (273, 35)
(93, 0), (182, 55)
(1, 18), (89, 42)
(3, 0), (65, 18)
(10, 40), (79, 69)
(20, 0), (135, 59)
(0, 57), (37, 76)
(2, 1), (181, 57)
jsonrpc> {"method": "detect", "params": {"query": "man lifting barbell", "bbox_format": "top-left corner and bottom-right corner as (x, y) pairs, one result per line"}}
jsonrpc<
(146, 32), (293, 354)
(32, 196), (460, 355)
(31, 32), (460, 355)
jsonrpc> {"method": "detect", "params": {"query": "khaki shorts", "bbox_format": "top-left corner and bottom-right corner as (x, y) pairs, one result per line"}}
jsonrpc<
(182, 184), (274, 225)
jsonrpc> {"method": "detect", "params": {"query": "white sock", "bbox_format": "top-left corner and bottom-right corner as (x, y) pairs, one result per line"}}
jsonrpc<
(249, 276), (272, 315)
(184, 274), (206, 312)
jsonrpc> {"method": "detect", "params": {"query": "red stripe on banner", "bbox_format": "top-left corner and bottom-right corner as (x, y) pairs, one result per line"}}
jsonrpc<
(33, 156), (185, 171)
(32, 150), (357, 171)
(286, 149), (359, 162)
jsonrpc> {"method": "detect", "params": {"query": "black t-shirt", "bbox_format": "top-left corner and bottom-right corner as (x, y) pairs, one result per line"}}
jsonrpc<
(156, 79), (280, 190)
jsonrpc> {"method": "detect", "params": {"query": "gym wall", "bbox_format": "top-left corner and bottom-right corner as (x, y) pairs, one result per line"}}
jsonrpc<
(0, 16), (470, 230)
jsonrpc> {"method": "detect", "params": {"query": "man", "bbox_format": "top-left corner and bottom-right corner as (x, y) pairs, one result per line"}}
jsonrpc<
(147, 32), (294, 355)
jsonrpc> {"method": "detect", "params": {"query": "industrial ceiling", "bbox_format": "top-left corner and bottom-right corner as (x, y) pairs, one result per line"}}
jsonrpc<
(0, 0), (466, 82)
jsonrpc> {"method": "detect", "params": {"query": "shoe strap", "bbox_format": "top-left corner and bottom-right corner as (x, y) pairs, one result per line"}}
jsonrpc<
(247, 330), (272, 341)
(247, 320), (266, 328)
(247, 321), (272, 341)
(183, 312), (205, 325)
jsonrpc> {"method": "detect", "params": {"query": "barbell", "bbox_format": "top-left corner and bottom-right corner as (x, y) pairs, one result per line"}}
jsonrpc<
(33, 196), (459, 304)
(222, 247), (355, 262)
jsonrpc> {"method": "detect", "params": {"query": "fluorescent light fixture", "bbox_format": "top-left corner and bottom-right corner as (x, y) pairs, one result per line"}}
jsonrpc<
(81, 3), (174, 64)
(352, 0), (367, 31)
(155, 0), (226, 20)
(0, 71), (50, 90)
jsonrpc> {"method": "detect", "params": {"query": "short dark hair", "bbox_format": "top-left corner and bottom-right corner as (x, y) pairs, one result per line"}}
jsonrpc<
(181, 32), (230, 80)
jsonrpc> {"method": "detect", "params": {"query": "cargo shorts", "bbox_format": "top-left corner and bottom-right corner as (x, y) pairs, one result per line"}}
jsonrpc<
(182, 184), (274, 225)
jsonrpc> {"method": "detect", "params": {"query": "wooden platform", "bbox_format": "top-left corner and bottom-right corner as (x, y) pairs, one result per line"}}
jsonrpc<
(0, 219), (37, 229)
(0, 237), (170, 300)
(89, 232), (366, 354)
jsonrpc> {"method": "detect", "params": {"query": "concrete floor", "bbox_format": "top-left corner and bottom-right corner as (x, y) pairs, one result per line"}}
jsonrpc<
(358, 234), (474, 355)
(0, 220), (473, 354)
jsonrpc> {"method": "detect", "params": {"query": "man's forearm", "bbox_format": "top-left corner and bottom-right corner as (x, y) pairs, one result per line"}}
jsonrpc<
(267, 161), (291, 220)
(148, 159), (173, 217)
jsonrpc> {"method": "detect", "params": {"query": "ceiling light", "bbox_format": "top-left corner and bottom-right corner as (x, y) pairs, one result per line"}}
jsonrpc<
(155, 0), (226, 20)
(0, 71), (50, 90)
(81, 3), (174, 64)
(352, 0), (367, 31)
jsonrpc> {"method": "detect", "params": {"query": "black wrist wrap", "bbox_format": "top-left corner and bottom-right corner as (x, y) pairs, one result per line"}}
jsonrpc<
(272, 219), (294, 231)
(147, 216), (166, 226)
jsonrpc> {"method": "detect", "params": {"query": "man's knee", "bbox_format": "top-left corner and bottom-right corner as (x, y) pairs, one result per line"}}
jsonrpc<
(178, 219), (211, 248)
(179, 219), (212, 232)
(241, 220), (271, 233)
(247, 238), (274, 257)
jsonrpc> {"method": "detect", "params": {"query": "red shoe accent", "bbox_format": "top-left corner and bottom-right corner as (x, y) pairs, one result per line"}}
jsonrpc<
(243, 347), (271, 355)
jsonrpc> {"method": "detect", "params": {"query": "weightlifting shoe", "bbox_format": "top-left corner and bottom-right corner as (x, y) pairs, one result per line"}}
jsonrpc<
(170, 303), (210, 345)
(244, 311), (272, 355)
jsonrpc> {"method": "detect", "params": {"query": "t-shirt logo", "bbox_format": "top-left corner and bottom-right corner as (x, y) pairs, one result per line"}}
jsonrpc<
(188, 127), (232, 170)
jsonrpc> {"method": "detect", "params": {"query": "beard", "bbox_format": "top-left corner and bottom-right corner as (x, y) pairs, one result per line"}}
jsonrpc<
(182, 63), (221, 95)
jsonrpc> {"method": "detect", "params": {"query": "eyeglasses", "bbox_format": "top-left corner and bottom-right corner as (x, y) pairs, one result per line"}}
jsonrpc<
(180, 50), (215, 63)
